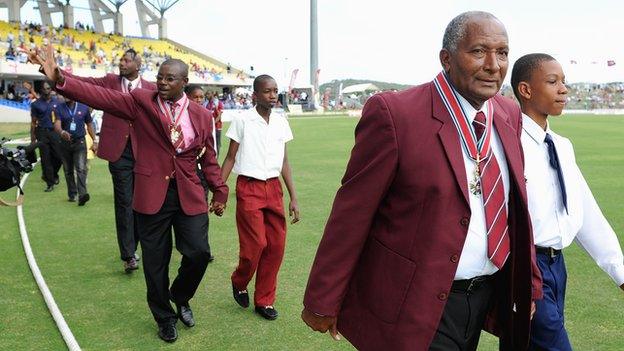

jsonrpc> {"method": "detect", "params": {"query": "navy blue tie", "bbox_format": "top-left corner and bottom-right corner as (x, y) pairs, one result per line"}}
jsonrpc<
(544, 133), (568, 213)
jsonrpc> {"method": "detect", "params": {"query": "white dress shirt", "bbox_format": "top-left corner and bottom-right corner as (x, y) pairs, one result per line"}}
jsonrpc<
(226, 107), (293, 180)
(522, 114), (624, 286)
(454, 93), (510, 280)
(121, 76), (142, 92)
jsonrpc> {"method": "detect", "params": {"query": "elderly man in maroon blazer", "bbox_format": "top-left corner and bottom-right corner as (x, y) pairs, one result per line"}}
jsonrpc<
(32, 47), (228, 343)
(302, 11), (542, 351)
(63, 48), (156, 273)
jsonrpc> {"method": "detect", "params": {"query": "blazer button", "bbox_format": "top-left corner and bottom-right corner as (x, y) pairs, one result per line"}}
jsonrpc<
(125, 135), (128, 138)
(129, 122), (133, 127)
(460, 217), (469, 226)
(450, 254), (459, 263)
(438, 292), (448, 301)
(165, 176), (170, 180)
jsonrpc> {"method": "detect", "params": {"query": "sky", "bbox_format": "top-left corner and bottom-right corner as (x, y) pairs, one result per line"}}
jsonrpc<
(13, 0), (624, 88)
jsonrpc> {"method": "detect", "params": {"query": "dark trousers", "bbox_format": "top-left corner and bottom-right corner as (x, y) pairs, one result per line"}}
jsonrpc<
(429, 277), (495, 351)
(35, 127), (62, 186)
(108, 141), (138, 261)
(136, 181), (211, 325)
(529, 252), (572, 351)
(60, 137), (88, 198)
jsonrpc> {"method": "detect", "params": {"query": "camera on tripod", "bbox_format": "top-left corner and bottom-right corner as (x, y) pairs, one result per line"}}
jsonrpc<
(1, 137), (34, 192)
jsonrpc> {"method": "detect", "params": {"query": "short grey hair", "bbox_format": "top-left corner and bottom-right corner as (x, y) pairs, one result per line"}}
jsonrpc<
(442, 11), (500, 52)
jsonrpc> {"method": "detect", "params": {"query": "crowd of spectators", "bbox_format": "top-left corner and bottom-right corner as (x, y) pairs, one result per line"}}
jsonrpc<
(500, 82), (624, 110)
(0, 21), (247, 83)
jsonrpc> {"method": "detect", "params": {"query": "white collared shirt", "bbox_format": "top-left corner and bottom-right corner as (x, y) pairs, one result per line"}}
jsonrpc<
(226, 107), (293, 180)
(454, 93), (511, 280)
(121, 76), (142, 92)
(522, 114), (624, 285)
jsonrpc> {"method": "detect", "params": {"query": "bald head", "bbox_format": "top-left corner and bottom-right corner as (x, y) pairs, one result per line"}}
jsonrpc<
(161, 59), (189, 78)
(442, 11), (505, 53)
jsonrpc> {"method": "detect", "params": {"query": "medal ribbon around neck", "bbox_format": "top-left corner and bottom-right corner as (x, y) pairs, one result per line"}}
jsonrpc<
(433, 71), (494, 163)
(157, 94), (189, 127)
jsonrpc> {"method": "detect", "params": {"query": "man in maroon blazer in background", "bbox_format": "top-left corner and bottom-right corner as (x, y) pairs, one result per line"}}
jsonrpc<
(302, 11), (542, 351)
(32, 47), (228, 343)
(63, 48), (157, 273)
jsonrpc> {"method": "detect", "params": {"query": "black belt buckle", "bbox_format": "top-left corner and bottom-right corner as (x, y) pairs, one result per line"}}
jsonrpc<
(547, 247), (558, 258)
(466, 276), (487, 294)
(536, 246), (560, 258)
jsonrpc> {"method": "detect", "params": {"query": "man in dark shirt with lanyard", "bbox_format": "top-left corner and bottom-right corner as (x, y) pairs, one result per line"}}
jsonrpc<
(30, 81), (62, 192)
(53, 97), (96, 205)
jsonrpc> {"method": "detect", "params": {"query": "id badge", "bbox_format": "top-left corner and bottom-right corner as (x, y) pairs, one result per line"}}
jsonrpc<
(69, 122), (76, 131)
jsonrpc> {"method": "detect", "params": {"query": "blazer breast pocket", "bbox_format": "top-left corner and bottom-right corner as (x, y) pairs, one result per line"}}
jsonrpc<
(356, 237), (416, 324)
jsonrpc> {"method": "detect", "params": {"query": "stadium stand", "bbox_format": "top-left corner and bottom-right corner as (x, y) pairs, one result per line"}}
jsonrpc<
(0, 20), (252, 86)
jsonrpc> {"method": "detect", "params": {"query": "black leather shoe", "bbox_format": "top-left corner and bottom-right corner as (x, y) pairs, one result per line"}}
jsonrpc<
(176, 303), (195, 327)
(124, 257), (139, 272)
(157, 323), (177, 343)
(44, 185), (54, 192)
(78, 193), (90, 206)
(232, 284), (249, 308)
(255, 306), (278, 320)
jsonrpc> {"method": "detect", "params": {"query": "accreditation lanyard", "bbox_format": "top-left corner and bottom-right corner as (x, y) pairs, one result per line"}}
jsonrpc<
(66, 102), (78, 132)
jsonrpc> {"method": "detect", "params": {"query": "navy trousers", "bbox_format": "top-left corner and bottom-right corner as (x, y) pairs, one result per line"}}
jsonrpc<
(529, 252), (573, 351)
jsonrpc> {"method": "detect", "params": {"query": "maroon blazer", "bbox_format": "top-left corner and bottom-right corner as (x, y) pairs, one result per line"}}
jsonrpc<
(62, 71), (157, 162)
(57, 76), (228, 216)
(303, 82), (542, 350)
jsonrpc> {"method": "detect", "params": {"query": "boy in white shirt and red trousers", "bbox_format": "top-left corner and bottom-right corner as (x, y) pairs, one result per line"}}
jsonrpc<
(221, 74), (300, 320)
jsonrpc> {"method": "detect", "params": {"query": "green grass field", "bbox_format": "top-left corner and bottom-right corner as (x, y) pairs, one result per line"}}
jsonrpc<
(0, 114), (623, 350)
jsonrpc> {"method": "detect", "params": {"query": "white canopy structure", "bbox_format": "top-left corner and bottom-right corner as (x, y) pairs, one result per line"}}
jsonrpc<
(341, 83), (379, 94)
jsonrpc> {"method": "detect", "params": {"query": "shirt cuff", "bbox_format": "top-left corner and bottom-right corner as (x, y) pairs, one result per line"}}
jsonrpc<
(609, 265), (624, 286)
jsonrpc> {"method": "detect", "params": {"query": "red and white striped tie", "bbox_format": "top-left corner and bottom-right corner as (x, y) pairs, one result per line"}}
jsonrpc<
(167, 101), (184, 150)
(473, 111), (510, 268)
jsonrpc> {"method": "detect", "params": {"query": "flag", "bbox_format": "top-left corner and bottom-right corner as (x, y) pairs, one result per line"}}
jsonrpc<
(288, 69), (299, 93)
(608, 60), (616, 66)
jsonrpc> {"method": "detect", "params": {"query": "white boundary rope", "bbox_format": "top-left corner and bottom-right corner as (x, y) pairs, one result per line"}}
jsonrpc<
(16, 168), (81, 351)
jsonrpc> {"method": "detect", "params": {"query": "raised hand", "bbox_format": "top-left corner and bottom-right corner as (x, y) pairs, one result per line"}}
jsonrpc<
(28, 44), (62, 83)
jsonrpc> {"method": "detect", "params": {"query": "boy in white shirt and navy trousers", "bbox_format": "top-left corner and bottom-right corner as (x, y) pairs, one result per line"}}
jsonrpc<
(221, 74), (300, 320)
(511, 53), (624, 350)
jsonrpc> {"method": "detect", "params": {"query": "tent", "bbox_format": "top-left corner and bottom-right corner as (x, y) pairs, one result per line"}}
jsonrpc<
(341, 83), (380, 94)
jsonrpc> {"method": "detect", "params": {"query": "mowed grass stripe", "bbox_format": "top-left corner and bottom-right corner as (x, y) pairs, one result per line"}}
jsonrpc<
(1, 114), (623, 350)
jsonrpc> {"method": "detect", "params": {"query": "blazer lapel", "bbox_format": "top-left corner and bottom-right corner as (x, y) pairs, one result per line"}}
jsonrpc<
(494, 100), (526, 209)
(431, 84), (470, 206)
(185, 103), (203, 150)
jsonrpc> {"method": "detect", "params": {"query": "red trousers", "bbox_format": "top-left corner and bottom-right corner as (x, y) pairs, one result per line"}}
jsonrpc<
(231, 176), (286, 307)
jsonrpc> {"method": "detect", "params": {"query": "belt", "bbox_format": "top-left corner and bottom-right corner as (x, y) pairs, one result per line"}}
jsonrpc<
(535, 246), (561, 258)
(241, 175), (278, 182)
(451, 275), (492, 294)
